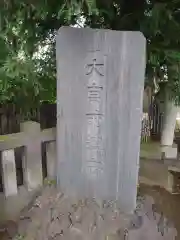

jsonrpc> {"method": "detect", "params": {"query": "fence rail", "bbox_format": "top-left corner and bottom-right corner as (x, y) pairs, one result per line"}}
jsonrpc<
(0, 103), (56, 135)
(0, 121), (56, 198)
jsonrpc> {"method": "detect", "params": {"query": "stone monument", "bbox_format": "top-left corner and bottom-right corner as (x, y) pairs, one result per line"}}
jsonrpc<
(56, 27), (146, 213)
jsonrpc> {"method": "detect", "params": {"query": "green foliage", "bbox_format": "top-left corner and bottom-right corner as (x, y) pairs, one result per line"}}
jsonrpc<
(44, 178), (56, 186)
(84, 0), (180, 103)
(14, 234), (25, 240)
(0, 0), (100, 117)
(1, 0), (180, 115)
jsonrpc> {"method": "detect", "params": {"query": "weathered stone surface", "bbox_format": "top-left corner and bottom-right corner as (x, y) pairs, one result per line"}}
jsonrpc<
(56, 27), (146, 213)
(14, 186), (177, 240)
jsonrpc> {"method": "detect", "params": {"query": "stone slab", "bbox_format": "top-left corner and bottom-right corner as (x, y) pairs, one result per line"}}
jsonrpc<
(56, 27), (146, 213)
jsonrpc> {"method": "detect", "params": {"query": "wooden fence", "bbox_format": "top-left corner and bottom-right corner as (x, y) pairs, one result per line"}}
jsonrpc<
(0, 103), (56, 135)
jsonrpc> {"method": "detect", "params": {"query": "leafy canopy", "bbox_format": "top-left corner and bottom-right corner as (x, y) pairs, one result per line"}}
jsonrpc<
(1, 0), (180, 116)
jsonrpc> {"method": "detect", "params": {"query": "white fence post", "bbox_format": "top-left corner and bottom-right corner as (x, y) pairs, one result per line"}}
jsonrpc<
(20, 121), (43, 191)
(1, 149), (18, 197)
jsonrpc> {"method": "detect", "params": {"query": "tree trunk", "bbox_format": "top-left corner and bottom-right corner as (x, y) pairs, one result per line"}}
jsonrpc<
(161, 100), (178, 146)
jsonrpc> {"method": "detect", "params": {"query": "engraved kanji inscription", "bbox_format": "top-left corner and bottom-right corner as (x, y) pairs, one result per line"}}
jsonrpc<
(84, 53), (106, 179)
(87, 148), (104, 160)
(86, 166), (103, 178)
(86, 136), (103, 147)
(88, 101), (101, 114)
(86, 59), (104, 76)
(87, 115), (103, 126)
(88, 88), (101, 101)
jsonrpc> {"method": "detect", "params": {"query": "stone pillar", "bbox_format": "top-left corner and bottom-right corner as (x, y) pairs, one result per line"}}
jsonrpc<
(20, 121), (43, 191)
(1, 149), (18, 197)
(160, 100), (178, 160)
(56, 27), (146, 213)
(46, 141), (56, 180)
(161, 100), (178, 146)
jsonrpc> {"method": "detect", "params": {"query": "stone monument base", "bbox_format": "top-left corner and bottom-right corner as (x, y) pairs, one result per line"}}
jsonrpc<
(14, 185), (177, 240)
